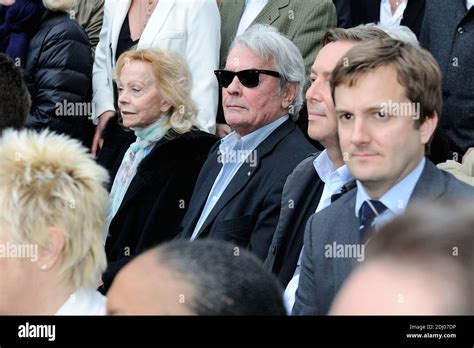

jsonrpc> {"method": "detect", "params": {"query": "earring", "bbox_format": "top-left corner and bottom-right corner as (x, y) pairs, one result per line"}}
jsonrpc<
(41, 265), (48, 270)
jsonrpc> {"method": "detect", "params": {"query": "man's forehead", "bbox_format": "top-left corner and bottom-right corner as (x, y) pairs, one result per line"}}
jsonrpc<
(312, 41), (357, 74)
(226, 45), (272, 70)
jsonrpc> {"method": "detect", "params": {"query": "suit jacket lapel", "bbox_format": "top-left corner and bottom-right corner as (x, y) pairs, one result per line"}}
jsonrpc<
(111, 0), (131, 66)
(195, 118), (296, 238)
(332, 190), (360, 284)
(409, 159), (445, 204)
(253, 0), (289, 25)
(400, 0), (424, 29)
(182, 149), (223, 237)
(139, 0), (175, 47)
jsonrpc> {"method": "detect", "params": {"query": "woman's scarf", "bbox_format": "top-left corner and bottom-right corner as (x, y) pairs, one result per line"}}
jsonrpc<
(106, 117), (171, 227)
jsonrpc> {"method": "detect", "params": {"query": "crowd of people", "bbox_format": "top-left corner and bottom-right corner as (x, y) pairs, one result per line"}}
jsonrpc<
(0, 0), (473, 316)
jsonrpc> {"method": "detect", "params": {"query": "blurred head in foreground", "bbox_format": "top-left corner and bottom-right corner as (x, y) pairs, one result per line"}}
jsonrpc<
(107, 239), (286, 315)
(0, 129), (109, 315)
(330, 201), (474, 315)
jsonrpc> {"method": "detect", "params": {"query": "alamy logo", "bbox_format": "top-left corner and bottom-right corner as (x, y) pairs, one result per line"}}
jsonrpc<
(55, 100), (95, 118)
(18, 322), (56, 341)
(0, 242), (38, 262)
(217, 149), (258, 167)
(324, 242), (365, 262)
(380, 100), (420, 119)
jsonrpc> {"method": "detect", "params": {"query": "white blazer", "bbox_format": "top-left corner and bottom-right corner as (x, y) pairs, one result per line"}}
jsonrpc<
(92, 0), (220, 133)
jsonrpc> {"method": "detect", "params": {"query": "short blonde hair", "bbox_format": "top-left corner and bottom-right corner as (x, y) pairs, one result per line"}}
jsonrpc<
(0, 129), (109, 289)
(42, 0), (77, 11)
(115, 48), (199, 135)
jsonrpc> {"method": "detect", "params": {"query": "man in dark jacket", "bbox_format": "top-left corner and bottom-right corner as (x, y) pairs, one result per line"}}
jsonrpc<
(24, 0), (94, 147)
(420, 0), (474, 159)
(179, 25), (315, 261)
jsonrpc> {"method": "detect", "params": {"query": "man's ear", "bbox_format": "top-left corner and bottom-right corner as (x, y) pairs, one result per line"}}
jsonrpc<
(38, 227), (65, 271)
(419, 111), (438, 145)
(281, 83), (298, 109)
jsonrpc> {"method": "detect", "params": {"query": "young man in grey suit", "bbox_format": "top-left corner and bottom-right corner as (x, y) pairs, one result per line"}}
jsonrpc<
(293, 38), (474, 315)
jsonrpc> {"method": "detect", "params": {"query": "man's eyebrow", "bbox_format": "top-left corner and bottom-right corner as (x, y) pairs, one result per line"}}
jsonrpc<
(335, 105), (385, 114)
(310, 69), (331, 78)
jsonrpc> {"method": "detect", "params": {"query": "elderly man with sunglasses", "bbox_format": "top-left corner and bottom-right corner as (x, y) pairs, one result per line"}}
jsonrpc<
(177, 25), (315, 260)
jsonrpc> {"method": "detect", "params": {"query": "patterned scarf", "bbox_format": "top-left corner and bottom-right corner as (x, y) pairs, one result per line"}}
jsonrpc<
(106, 117), (171, 227)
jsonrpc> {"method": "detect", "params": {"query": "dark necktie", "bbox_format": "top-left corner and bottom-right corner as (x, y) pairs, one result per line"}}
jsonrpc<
(358, 200), (388, 242)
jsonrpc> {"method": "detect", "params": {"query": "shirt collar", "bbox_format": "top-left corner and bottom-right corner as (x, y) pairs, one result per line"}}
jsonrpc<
(355, 157), (426, 217)
(314, 150), (353, 193)
(467, 0), (474, 10)
(219, 115), (289, 154)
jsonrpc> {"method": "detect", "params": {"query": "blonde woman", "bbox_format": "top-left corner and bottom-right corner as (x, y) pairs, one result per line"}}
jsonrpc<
(91, 0), (220, 160)
(101, 48), (218, 292)
(0, 129), (109, 315)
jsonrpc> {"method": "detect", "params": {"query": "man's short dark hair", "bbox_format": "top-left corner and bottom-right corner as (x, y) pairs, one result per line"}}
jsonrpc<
(0, 53), (31, 131)
(155, 240), (286, 315)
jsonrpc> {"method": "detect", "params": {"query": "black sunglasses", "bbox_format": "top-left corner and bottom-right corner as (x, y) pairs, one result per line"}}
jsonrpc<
(214, 69), (281, 88)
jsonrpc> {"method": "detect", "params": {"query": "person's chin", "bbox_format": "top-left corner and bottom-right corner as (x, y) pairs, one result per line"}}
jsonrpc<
(350, 160), (383, 181)
(224, 111), (247, 125)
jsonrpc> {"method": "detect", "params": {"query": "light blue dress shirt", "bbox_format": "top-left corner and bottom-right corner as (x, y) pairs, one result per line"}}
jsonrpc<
(355, 157), (426, 230)
(190, 115), (289, 240)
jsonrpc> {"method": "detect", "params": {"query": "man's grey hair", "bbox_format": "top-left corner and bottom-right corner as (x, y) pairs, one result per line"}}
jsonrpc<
(368, 23), (419, 45)
(229, 24), (305, 117)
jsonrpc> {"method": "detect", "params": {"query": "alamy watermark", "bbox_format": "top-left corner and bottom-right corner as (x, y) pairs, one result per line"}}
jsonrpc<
(217, 149), (258, 167)
(55, 100), (95, 118)
(0, 241), (38, 262)
(380, 100), (420, 119)
(324, 241), (365, 262)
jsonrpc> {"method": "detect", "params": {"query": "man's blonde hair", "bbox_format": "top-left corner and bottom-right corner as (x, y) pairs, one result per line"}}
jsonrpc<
(0, 129), (109, 289)
(115, 48), (199, 135)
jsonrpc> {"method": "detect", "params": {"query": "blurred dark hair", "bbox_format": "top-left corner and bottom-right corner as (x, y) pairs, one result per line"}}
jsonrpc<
(0, 53), (30, 131)
(155, 239), (286, 315)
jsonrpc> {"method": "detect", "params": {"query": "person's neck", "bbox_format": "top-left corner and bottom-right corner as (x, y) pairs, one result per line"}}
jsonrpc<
(20, 278), (75, 315)
(362, 155), (424, 200)
(326, 146), (345, 170)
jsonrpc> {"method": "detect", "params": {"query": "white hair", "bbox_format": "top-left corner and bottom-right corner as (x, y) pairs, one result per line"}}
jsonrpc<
(0, 129), (109, 289)
(366, 23), (419, 46)
(229, 24), (305, 117)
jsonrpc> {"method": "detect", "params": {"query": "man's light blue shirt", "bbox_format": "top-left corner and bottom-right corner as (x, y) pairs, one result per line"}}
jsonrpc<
(355, 157), (426, 230)
(190, 115), (289, 240)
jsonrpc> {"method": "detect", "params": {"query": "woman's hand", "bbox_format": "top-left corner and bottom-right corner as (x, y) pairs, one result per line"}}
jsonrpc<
(91, 111), (115, 157)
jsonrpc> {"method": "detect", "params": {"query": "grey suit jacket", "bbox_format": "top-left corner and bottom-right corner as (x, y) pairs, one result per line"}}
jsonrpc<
(263, 152), (324, 287)
(293, 159), (474, 315)
(420, 0), (474, 156)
